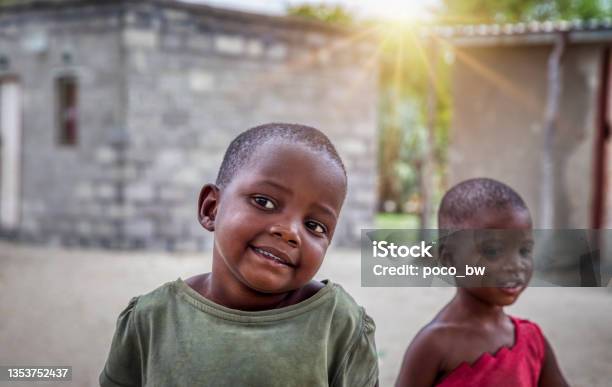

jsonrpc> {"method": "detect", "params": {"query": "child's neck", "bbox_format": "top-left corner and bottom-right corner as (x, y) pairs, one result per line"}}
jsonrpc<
(450, 289), (507, 322)
(205, 273), (296, 311)
(189, 258), (320, 311)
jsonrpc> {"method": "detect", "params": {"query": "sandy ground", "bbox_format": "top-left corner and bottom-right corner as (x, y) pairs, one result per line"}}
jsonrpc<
(0, 241), (611, 387)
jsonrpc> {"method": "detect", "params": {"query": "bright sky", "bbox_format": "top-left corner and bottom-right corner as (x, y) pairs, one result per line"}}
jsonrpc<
(183, 0), (440, 21)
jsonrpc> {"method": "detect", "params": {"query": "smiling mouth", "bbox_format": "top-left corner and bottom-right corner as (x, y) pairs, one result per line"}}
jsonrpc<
(497, 280), (525, 289)
(498, 280), (524, 287)
(496, 280), (525, 295)
(250, 246), (294, 267)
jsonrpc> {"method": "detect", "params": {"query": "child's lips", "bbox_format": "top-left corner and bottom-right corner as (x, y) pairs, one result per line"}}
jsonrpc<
(250, 245), (295, 267)
(496, 280), (525, 296)
(498, 286), (522, 296)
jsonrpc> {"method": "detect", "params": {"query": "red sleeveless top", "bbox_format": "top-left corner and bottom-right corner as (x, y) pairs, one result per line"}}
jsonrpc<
(436, 317), (546, 387)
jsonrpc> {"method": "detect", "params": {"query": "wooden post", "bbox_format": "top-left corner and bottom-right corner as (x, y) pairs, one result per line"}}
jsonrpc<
(592, 47), (610, 229)
(540, 32), (566, 229)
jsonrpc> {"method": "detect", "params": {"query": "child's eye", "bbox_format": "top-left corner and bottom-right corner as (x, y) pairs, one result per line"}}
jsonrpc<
(520, 247), (533, 258)
(252, 196), (276, 210)
(480, 245), (502, 259)
(305, 220), (327, 235)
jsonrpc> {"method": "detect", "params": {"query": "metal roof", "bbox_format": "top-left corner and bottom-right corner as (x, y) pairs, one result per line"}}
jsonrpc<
(422, 19), (612, 46)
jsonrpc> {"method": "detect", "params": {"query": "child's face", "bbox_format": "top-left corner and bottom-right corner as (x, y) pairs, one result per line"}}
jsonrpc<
(446, 206), (534, 306)
(204, 140), (346, 294)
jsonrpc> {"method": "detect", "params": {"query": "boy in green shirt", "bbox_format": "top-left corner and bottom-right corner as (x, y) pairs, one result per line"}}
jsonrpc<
(100, 123), (379, 387)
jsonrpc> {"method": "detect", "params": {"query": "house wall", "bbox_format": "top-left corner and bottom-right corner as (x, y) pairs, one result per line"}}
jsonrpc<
(0, 3), (127, 246)
(450, 43), (601, 228)
(0, 1), (378, 250)
(120, 2), (378, 250)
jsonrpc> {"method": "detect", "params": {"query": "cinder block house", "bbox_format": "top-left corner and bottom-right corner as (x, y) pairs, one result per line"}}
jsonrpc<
(434, 21), (612, 230)
(0, 0), (378, 250)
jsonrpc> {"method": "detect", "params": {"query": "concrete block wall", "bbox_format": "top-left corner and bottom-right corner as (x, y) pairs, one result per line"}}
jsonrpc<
(0, 3), (127, 247)
(0, 1), (378, 250)
(121, 2), (378, 249)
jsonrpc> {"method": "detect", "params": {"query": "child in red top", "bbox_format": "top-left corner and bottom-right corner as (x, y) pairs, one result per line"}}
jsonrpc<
(396, 178), (569, 387)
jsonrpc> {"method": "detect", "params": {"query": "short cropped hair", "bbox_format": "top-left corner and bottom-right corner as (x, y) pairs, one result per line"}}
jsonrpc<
(438, 177), (529, 229)
(215, 123), (347, 190)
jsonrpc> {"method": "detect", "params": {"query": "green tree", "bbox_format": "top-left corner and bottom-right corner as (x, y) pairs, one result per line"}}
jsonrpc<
(287, 4), (354, 25)
(438, 0), (612, 23)
(376, 23), (451, 223)
(287, 4), (451, 225)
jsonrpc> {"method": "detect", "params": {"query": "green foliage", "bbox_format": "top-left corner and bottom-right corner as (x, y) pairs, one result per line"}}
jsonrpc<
(375, 213), (419, 229)
(438, 0), (612, 24)
(287, 3), (354, 25)
(376, 24), (451, 212)
(287, 3), (451, 214)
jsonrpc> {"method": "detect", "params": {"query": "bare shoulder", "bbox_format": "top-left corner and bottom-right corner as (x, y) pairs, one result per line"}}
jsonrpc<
(415, 319), (473, 350)
(396, 320), (458, 387)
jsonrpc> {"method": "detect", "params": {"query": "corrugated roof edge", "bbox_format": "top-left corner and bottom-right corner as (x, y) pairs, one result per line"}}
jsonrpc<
(420, 18), (612, 46)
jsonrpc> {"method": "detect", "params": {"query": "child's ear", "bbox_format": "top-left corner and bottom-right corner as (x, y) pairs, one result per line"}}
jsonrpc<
(438, 242), (454, 267)
(198, 184), (220, 232)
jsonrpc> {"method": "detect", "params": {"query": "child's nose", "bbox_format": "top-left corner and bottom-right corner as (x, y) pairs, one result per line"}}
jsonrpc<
(501, 253), (530, 273)
(269, 223), (300, 248)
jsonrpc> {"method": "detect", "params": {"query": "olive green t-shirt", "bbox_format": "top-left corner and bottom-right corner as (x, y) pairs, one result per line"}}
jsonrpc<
(100, 279), (378, 387)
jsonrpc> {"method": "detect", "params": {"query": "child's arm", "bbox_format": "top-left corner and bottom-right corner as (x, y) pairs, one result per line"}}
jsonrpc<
(99, 297), (142, 387)
(332, 312), (379, 387)
(395, 326), (442, 387)
(538, 337), (569, 387)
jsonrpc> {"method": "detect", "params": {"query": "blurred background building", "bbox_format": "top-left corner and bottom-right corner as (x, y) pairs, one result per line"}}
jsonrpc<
(443, 21), (612, 230)
(1, 0), (612, 248)
(0, 0), (377, 250)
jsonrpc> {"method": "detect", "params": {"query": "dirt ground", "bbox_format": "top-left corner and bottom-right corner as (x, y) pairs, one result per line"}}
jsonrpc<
(1, 241), (611, 387)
